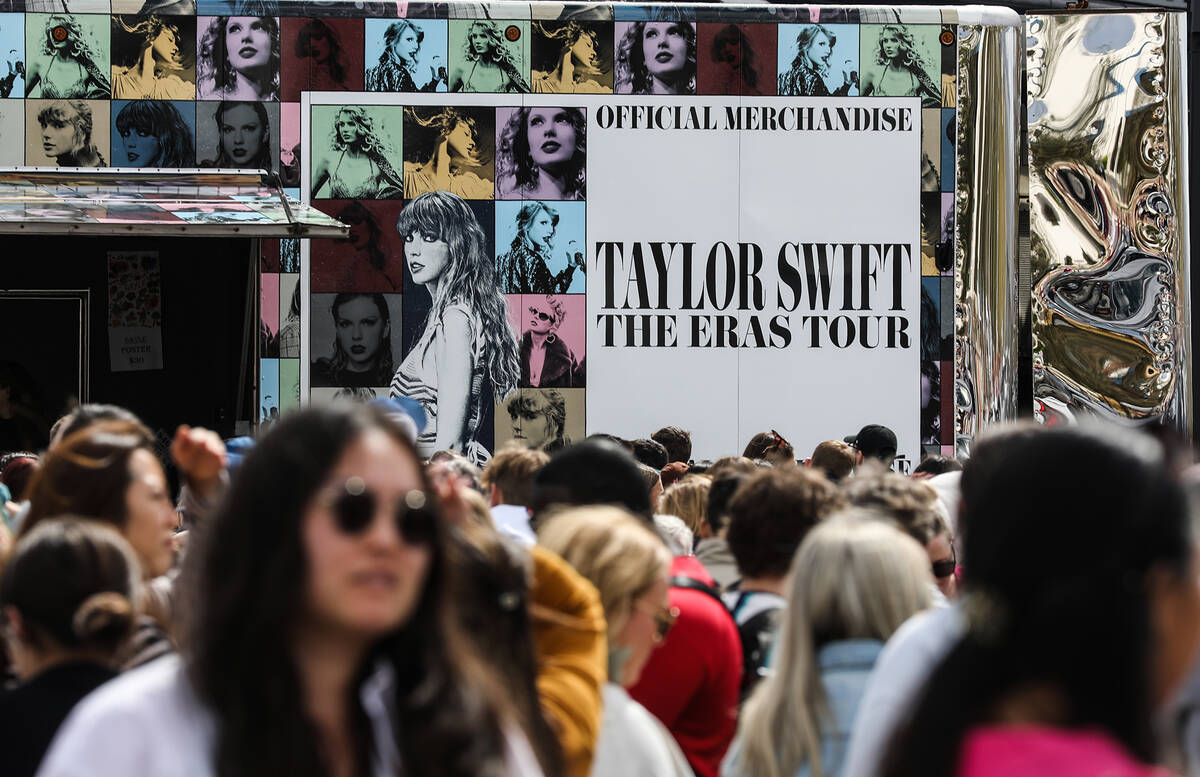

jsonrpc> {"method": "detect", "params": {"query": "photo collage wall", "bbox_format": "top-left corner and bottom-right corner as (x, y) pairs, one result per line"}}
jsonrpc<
(0, 1), (958, 461)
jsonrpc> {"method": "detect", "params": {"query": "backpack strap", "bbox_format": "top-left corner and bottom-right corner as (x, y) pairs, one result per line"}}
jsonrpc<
(670, 575), (725, 607)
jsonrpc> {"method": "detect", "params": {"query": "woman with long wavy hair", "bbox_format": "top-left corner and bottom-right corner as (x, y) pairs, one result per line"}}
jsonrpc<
(365, 19), (445, 93)
(496, 202), (583, 295)
(294, 18), (349, 92)
(111, 15), (193, 100)
(615, 20), (696, 95)
(531, 22), (606, 94)
(311, 106), (403, 199)
(496, 107), (585, 201)
(449, 20), (529, 93)
(196, 15), (279, 100)
(778, 24), (854, 97)
(26, 15), (110, 99)
(402, 107), (492, 200)
(36, 404), (545, 777)
(861, 24), (939, 108)
(390, 192), (519, 464)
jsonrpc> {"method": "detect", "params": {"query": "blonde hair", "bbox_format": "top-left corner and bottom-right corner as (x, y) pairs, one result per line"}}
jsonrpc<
(657, 475), (710, 535)
(735, 508), (932, 777)
(537, 506), (671, 642)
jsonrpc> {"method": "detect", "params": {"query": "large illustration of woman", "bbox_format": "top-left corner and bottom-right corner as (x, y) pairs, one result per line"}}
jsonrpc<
(449, 20), (529, 93)
(311, 293), (394, 388)
(26, 15), (110, 99)
(310, 106), (403, 199)
(778, 24), (855, 96)
(861, 24), (939, 108)
(531, 21), (607, 94)
(110, 16), (193, 100)
(365, 20), (445, 93)
(496, 202), (584, 294)
(115, 100), (194, 166)
(496, 107), (585, 200)
(615, 20), (696, 95)
(389, 191), (519, 463)
(402, 107), (492, 200)
(521, 296), (582, 389)
(37, 99), (105, 166)
(200, 100), (272, 169)
(196, 15), (280, 100)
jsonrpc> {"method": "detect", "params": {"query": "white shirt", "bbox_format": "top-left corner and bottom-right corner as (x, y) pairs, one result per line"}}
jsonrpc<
(490, 503), (536, 547)
(37, 654), (543, 777)
(592, 683), (694, 777)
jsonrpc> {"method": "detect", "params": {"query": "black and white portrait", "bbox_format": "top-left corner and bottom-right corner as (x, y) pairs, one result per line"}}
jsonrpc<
(310, 292), (402, 389)
(197, 99), (278, 169)
(196, 14), (280, 100)
(614, 20), (696, 95)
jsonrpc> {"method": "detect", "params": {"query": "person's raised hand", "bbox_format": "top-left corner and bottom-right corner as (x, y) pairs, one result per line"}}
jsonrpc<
(171, 425), (227, 495)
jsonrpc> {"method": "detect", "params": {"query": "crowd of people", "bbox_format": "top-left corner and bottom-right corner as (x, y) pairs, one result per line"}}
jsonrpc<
(2, 402), (1200, 777)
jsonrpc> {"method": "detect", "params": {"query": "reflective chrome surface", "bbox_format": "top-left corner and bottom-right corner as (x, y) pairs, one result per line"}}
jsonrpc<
(1027, 12), (1191, 429)
(954, 22), (1021, 456)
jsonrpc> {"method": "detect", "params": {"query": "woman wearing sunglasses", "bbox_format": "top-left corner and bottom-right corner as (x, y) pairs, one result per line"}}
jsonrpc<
(37, 404), (543, 777)
(723, 510), (932, 777)
(522, 296), (582, 389)
(538, 506), (693, 777)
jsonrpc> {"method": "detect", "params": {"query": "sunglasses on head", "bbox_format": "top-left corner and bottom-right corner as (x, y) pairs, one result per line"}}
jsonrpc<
(325, 476), (437, 546)
(528, 306), (554, 323)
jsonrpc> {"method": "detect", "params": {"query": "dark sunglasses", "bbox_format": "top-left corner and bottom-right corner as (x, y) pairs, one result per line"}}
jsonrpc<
(931, 552), (956, 579)
(326, 477), (436, 546)
(528, 306), (555, 323)
(638, 601), (679, 643)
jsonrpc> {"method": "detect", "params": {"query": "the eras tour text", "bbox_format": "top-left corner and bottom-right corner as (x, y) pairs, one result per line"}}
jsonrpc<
(593, 241), (915, 351)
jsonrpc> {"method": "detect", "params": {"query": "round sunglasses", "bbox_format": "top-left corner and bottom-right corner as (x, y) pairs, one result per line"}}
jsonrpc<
(322, 476), (437, 546)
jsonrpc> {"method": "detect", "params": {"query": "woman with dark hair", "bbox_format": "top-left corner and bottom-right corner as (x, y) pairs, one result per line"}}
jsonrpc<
(497, 107), (586, 200)
(365, 19), (445, 93)
(196, 15), (280, 100)
(881, 424), (1200, 777)
(115, 100), (194, 167)
(531, 21), (606, 94)
(390, 191), (519, 463)
(321, 201), (403, 292)
(615, 21), (696, 95)
(401, 107), (491, 200)
(0, 518), (141, 777)
(520, 296), (581, 389)
(36, 404), (545, 777)
(294, 18), (348, 92)
(449, 19), (529, 93)
(26, 15), (110, 99)
(497, 202), (584, 295)
(312, 293), (394, 389)
(111, 15), (193, 100)
(709, 25), (761, 95)
(861, 24), (939, 108)
(778, 24), (855, 96)
(201, 101), (272, 170)
(311, 105), (403, 199)
(37, 100), (105, 167)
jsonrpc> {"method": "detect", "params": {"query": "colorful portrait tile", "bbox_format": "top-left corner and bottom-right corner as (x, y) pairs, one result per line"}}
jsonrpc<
(279, 236), (299, 272)
(278, 272), (300, 358)
(196, 14), (281, 101)
(198, 0), (278, 16)
(25, 98), (109, 166)
(26, 0), (110, 12)
(280, 16), (363, 101)
(111, 0), (197, 14)
(941, 108), (954, 191)
(260, 236), (279, 272)
(859, 23), (940, 107)
(920, 191), (941, 276)
(517, 293), (585, 389)
(279, 100), (299, 186)
(310, 291), (402, 390)
(401, 104), (493, 199)
(613, 20), (696, 95)
(494, 105), (586, 201)
(940, 192), (954, 275)
(260, 357), (279, 423)
(110, 99), (196, 167)
(697, 22), (775, 96)
(495, 199), (585, 294)
(364, 17), (447, 92)
(494, 387), (584, 451)
(529, 19), (612, 94)
(261, 271), (279, 358)
(448, 18), (530, 93)
(278, 358), (300, 412)
(25, 13), (110, 99)
(310, 103), (404, 199)
(776, 23), (857, 96)
(196, 99), (279, 170)
(921, 107), (940, 193)
(110, 14), (196, 100)
(310, 199), (405, 293)
(0, 14), (25, 98)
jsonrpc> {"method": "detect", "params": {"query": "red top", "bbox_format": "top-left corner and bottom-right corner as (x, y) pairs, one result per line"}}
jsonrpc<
(958, 725), (1176, 777)
(628, 556), (742, 777)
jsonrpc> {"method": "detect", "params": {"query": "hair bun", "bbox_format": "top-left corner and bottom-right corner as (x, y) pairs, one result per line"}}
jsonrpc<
(72, 591), (136, 645)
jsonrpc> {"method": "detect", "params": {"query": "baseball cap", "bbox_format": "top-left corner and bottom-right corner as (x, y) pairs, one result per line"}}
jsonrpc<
(845, 424), (898, 459)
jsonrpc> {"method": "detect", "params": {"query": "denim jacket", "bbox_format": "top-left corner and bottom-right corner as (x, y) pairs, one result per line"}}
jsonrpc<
(721, 639), (884, 777)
